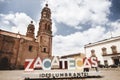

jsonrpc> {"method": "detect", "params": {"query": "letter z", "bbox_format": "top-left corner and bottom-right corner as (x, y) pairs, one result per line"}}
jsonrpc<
(24, 59), (34, 71)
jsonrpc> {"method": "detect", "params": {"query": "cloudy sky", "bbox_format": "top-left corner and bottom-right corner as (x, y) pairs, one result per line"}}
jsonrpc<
(0, 0), (120, 56)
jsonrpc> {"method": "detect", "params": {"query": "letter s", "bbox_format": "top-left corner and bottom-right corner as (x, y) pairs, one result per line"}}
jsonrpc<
(91, 57), (98, 67)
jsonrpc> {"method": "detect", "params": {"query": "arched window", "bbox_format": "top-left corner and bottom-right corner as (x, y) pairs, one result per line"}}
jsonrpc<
(43, 47), (47, 53)
(102, 47), (107, 55)
(43, 48), (46, 52)
(111, 45), (117, 54)
(45, 23), (48, 30)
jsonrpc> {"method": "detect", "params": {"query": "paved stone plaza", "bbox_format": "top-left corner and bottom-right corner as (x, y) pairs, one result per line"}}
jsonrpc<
(0, 68), (120, 80)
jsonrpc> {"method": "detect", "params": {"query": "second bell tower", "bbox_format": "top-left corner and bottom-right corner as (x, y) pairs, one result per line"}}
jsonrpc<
(37, 4), (52, 59)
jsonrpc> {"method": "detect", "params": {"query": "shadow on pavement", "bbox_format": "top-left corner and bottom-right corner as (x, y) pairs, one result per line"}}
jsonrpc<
(24, 76), (103, 80)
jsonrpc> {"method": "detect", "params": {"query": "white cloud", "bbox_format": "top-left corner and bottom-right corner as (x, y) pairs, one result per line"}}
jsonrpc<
(0, 12), (34, 34)
(52, 18), (120, 56)
(47, 0), (111, 28)
(52, 20), (57, 35)
(109, 20), (120, 37)
(53, 26), (105, 56)
(45, 0), (112, 56)
(0, 11), (57, 36)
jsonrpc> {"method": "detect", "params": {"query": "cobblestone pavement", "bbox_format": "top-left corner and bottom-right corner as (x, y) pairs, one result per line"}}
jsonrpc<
(0, 68), (120, 80)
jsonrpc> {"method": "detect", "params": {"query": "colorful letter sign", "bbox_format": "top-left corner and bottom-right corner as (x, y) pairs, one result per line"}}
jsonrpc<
(24, 56), (98, 71)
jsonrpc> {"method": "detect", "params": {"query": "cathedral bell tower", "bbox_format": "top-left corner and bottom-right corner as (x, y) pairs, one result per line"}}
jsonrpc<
(37, 4), (52, 59)
(26, 21), (35, 39)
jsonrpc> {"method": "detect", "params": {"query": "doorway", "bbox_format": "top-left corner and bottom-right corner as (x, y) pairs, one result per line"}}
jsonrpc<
(0, 57), (10, 70)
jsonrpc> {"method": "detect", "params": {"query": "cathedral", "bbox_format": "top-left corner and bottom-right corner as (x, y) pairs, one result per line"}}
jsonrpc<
(0, 4), (52, 69)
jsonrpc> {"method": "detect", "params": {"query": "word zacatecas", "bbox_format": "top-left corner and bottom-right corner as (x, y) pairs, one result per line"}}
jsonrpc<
(24, 56), (98, 71)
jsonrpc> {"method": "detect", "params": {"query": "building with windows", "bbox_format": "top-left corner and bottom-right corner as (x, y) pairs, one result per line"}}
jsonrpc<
(0, 4), (52, 69)
(84, 36), (120, 66)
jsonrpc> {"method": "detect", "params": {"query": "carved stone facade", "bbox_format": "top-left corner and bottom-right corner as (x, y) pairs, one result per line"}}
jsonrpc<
(0, 4), (52, 69)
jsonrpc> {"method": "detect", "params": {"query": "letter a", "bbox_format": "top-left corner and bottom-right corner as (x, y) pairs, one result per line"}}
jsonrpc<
(51, 56), (59, 69)
(84, 58), (91, 68)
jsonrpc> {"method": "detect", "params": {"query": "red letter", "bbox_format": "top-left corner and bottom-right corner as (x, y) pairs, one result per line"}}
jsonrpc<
(83, 58), (91, 68)
(24, 59), (34, 71)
